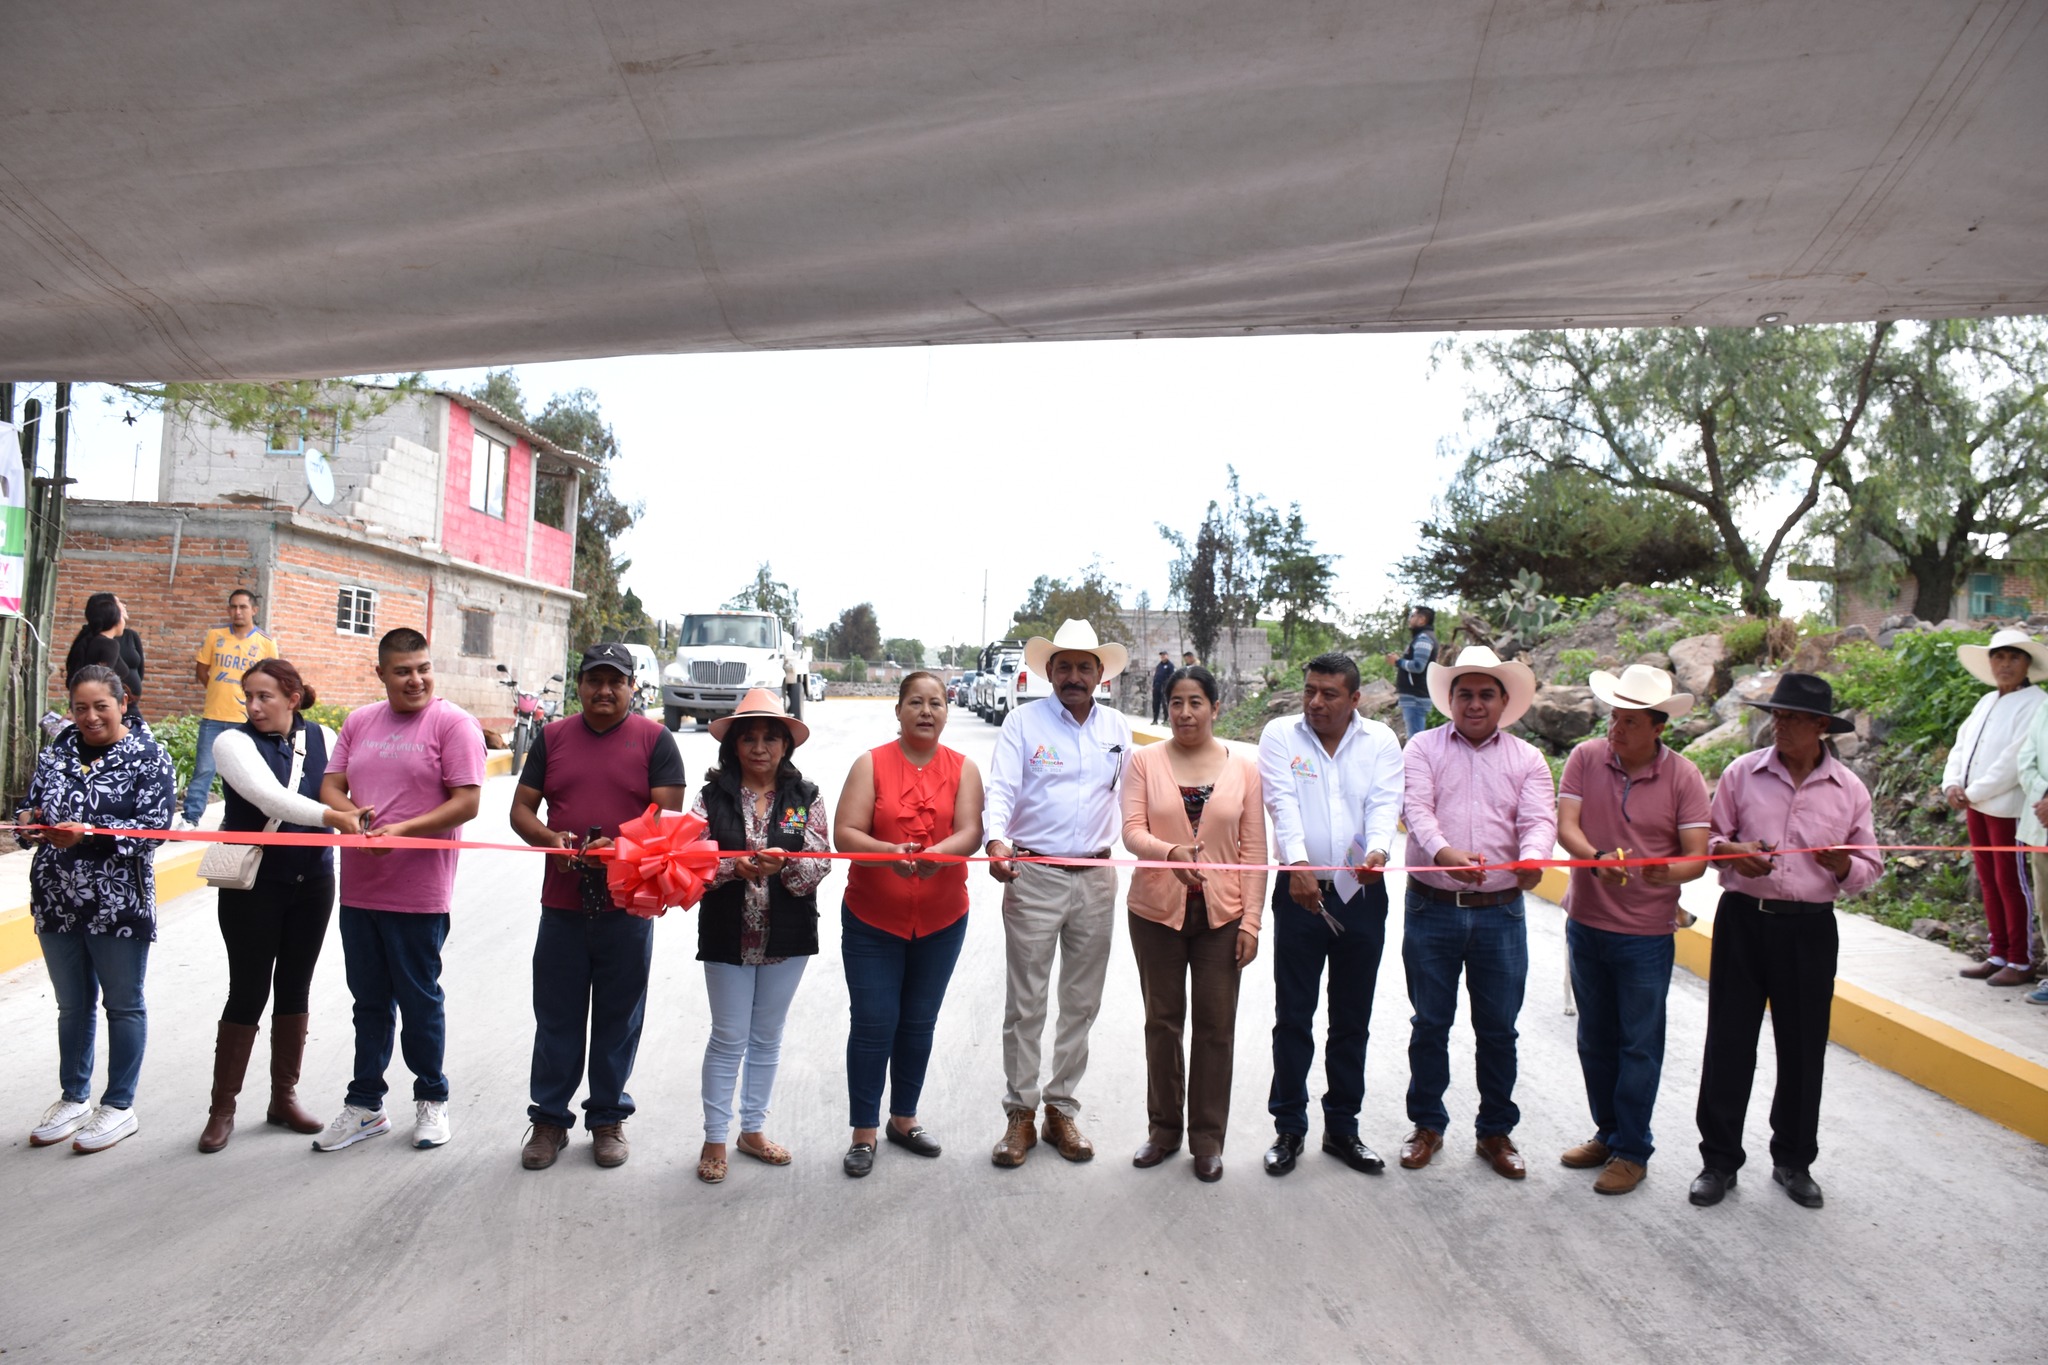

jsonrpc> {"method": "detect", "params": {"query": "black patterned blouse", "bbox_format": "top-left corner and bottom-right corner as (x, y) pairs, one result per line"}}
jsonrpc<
(18, 727), (176, 938)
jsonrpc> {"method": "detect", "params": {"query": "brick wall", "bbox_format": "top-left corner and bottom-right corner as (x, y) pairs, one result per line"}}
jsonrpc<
(269, 536), (431, 710)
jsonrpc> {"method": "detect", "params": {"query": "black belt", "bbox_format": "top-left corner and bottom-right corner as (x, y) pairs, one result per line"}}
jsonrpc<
(1726, 891), (1834, 916)
(1412, 884), (1522, 909)
(1016, 846), (1111, 870)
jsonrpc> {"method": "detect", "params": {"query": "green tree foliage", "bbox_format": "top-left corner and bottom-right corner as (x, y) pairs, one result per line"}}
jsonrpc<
(108, 375), (425, 446)
(937, 643), (978, 667)
(467, 369), (648, 646)
(1253, 504), (1338, 661)
(884, 638), (927, 667)
(1400, 464), (1725, 600)
(823, 603), (882, 661)
(1448, 325), (1890, 615)
(1011, 566), (1131, 645)
(725, 563), (802, 639)
(1827, 629), (2000, 750)
(1162, 468), (1338, 668)
(1823, 318), (2048, 622)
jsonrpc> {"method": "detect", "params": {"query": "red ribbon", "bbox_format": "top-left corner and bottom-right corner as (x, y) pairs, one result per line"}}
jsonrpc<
(600, 805), (721, 917)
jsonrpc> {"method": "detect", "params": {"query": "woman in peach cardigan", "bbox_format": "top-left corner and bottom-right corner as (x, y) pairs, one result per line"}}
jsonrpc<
(1120, 665), (1268, 1182)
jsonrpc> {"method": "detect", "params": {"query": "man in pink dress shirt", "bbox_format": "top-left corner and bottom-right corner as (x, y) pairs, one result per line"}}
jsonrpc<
(1397, 646), (1557, 1180)
(1691, 673), (1881, 1212)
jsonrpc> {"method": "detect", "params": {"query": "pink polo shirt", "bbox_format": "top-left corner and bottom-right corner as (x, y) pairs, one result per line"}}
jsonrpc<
(1403, 724), (1557, 894)
(328, 698), (487, 914)
(1710, 746), (1883, 904)
(1559, 739), (1711, 935)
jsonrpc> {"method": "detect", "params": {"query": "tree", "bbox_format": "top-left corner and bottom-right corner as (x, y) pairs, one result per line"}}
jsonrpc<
(1252, 504), (1339, 661)
(104, 374), (425, 446)
(1449, 325), (1890, 615)
(883, 637), (927, 667)
(725, 563), (802, 639)
(1010, 566), (1131, 645)
(1399, 463), (1727, 601)
(1823, 318), (2048, 621)
(832, 603), (882, 662)
(937, 643), (978, 667)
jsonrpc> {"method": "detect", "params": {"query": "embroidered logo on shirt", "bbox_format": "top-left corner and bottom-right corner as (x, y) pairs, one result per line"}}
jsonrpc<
(779, 804), (809, 833)
(1289, 755), (1319, 779)
(1028, 745), (1064, 771)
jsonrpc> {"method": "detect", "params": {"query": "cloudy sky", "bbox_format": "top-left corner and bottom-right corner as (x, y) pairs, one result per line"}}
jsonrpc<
(48, 332), (1483, 648)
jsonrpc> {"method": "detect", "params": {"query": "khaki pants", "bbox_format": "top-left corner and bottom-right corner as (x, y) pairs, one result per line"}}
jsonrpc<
(1001, 862), (1117, 1118)
(1128, 904), (1243, 1156)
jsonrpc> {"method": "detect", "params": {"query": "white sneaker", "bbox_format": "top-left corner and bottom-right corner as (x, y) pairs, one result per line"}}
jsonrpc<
(312, 1104), (390, 1151)
(30, 1097), (93, 1147)
(71, 1104), (138, 1153)
(414, 1099), (451, 1149)
(174, 815), (199, 832)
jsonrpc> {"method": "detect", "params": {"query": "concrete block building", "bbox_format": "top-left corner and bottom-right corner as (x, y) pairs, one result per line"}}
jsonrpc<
(54, 386), (592, 726)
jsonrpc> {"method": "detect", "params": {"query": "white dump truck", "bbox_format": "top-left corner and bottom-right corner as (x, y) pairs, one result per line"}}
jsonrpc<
(660, 610), (812, 730)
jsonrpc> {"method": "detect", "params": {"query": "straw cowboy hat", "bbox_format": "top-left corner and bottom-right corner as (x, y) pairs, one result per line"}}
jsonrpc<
(1957, 628), (2048, 686)
(1426, 645), (1538, 728)
(707, 686), (811, 747)
(1022, 619), (1129, 682)
(1587, 663), (1695, 719)
(1741, 672), (1855, 734)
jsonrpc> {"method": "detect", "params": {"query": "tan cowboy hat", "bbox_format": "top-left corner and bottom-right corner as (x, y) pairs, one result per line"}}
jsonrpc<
(1022, 619), (1129, 682)
(1587, 663), (1695, 719)
(1426, 645), (1538, 727)
(1958, 628), (2048, 686)
(706, 687), (811, 747)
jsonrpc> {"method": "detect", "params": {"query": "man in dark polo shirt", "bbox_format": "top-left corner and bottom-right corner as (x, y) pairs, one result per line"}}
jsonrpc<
(509, 643), (686, 1170)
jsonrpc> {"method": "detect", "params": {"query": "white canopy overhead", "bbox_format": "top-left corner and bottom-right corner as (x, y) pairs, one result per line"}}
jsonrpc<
(5, 1), (2044, 381)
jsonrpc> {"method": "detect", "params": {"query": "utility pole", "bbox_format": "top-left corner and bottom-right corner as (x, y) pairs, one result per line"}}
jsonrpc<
(980, 570), (987, 646)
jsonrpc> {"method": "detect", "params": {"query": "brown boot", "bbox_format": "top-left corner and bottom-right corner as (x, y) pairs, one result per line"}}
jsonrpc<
(198, 1021), (259, 1153)
(1041, 1108), (1095, 1162)
(991, 1107), (1037, 1168)
(265, 1013), (324, 1134)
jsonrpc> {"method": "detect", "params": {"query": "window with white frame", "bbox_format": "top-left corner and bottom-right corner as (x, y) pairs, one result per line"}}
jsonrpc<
(468, 432), (509, 519)
(336, 586), (376, 636)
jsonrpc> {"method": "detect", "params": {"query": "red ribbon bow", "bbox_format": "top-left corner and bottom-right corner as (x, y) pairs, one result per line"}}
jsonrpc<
(602, 805), (722, 917)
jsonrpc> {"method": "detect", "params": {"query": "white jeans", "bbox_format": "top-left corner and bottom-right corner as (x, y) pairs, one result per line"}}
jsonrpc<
(701, 958), (808, 1142)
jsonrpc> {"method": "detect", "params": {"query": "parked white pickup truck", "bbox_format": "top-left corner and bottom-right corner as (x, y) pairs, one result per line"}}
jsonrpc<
(1005, 659), (1114, 717)
(661, 611), (811, 730)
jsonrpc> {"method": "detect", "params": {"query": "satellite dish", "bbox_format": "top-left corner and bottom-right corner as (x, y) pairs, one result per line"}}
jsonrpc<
(303, 447), (336, 506)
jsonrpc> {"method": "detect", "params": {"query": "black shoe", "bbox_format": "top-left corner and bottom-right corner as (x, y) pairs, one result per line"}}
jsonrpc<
(1772, 1165), (1823, 1208)
(1321, 1134), (1386, 1174)
(1263, 1132), (1305, 1176)
(1688, 1168), (1737, 1206)
(843, 1142), (876, 1178)
(885, 1123), (942, 1158)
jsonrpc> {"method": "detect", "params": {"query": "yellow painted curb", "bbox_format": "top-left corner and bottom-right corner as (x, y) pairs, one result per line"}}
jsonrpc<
(1828, 980), (2048, 1145)
(486, 750), (514, 777)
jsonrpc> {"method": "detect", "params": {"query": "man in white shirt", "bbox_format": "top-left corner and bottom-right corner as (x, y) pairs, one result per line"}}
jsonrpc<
(983, 620), (1133, 1168)
(1256, 653), (1404, 1176)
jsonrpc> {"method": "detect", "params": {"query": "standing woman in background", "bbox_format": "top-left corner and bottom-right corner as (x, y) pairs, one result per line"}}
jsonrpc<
(1943, 630), (2048, 986)
(832, 671), (984, 1177)
(66, 594), (143, 719)
(1119, 665), (1267, 1182)
(18, 664), (176, 1153)
(198, 658), (367, 1152)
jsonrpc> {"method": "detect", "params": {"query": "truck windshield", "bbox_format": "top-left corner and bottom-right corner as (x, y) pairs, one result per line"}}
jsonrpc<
(681, 615), (774, 649)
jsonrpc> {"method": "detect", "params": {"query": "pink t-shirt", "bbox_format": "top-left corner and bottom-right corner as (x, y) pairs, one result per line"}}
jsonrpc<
(327, 697), (487, 914)
(1559, 739), (1712, 935)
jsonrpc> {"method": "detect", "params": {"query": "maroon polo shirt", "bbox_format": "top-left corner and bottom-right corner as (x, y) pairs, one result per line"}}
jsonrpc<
(518, 711), (685, 911)
(1558, 738), (1711, 936)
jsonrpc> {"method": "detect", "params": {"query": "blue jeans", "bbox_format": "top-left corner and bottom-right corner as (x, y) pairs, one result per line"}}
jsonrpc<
(339, 905), (450, 1109)
(702, 957), (808, 1141)
(1566, 919), (1674, 1165)
(1268, 878), (1388, 1138)
(1402, 887), (1528, 1138)
(529, 908), (655, 1130)
(40, 932), (150, 1109)
(1397, 697), (1432, 743)
(842, 906), (967, 1129)
(183, 717), (234, 822)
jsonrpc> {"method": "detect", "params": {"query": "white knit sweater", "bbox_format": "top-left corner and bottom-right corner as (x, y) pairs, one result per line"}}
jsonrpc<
(211, 724), (338, 828)
(1943, 686), (2047, 820)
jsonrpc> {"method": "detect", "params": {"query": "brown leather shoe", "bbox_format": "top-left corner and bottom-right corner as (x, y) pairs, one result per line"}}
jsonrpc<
(1959, 959), (2003, 979)
(991, 1108), (1036, 1168)
(1132, 1139), (1179, 1168)
(1477, 1134), (1527, 1179)
(521, 1122), (569, 1170)
(265, 1013), (325, 1134)
(1398, 1127), (1443, 1170)
(1594, 1157), (1646, 1195)
(1192, 1154), (1223, 1183)
(1042, 1108), (1095, 1162)
(1989, 964), (2039, 987)
(591, 1122), (629, 1168)
(198, 1021), (258, 1154)
(1560, 1136), (1611, 1169)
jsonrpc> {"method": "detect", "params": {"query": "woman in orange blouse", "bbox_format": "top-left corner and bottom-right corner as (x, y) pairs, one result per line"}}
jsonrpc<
(1120, 665), (1267, 1181)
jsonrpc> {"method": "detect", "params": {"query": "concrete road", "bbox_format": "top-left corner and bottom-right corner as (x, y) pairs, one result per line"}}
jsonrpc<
(2, 698), (2042, 1363)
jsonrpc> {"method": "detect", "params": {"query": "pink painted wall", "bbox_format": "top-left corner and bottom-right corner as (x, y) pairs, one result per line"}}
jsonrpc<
(441, 402), (573, 587)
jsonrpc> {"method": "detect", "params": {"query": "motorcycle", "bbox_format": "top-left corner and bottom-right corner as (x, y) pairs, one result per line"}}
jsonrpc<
(496, 663), (564, 768)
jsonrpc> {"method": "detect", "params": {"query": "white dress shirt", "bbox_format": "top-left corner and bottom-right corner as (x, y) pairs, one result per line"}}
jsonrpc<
(984, 697), (1133, 856)
(1257, 711), (1403, 870)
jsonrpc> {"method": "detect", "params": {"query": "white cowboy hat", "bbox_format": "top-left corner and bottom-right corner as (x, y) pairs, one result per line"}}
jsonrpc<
(1021, 619), (1129, 682)
(1426, 645), (1538, 728)
(1587, 663), (1695, 719)
(706, 686), (811, 747)
(1957, 628), (2048, 686)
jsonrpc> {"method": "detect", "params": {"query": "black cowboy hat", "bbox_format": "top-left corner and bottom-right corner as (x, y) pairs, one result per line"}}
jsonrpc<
(1742, 672), (1855, 734)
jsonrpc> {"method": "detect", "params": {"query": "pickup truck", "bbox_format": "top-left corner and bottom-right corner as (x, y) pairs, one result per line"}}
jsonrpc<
(973, 640), (1023, 723)
(1004, 660), (1114, 716)
(660, 610), (812, 730)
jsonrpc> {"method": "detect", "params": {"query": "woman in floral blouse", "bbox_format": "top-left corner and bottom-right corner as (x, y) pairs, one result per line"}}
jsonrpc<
(688, 688), (831, 1184)
(19, 664), (176, 1153)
